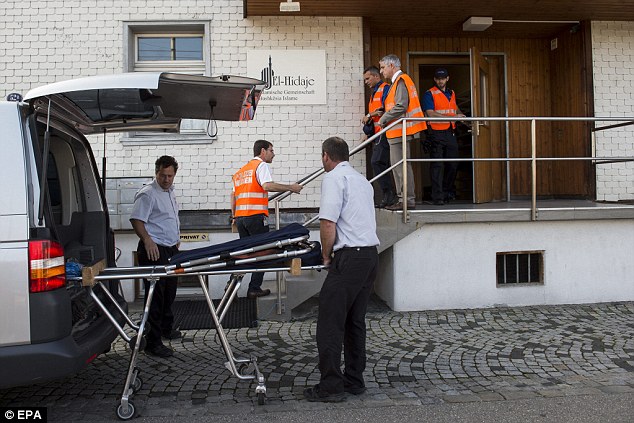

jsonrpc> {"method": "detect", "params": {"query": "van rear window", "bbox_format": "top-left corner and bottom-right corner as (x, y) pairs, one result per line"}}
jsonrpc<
(63, 89), (155, 122)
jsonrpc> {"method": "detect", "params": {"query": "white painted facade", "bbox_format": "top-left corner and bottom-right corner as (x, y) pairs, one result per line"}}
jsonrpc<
(0, 0), (366, 210)
(376, 220), (634, 311)
(1, 6), (632, 207)
(1, 2), (633, 309)
(592, 21), (634, 202)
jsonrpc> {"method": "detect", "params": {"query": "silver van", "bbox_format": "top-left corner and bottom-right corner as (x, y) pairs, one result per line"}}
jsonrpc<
(0, 73), (263, 388)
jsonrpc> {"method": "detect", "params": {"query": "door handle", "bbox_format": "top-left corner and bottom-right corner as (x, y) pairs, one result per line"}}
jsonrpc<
(474, 121), (485, 136)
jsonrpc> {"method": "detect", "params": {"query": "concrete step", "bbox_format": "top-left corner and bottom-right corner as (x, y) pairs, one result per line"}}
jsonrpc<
(255, 268), (326, 321)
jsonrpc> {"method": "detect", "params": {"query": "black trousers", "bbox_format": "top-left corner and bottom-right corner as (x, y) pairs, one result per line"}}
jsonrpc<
(429, 129), (459, 202)
(137, 241), (179, 348)
(316, 246), (378, 394)
(371, 135), (395, 195)
(235, 213), (269, 290)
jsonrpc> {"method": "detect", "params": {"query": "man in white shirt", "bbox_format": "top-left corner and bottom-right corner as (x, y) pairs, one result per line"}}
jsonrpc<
(130, 155), (181, 358)
(304, 137), (380, 403)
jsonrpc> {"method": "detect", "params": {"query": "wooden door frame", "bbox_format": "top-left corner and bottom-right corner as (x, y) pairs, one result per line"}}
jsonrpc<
(408, 51), (510, 203)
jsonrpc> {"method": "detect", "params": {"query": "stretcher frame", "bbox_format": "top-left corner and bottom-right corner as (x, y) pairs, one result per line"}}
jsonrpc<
(77, 240), (324, 420)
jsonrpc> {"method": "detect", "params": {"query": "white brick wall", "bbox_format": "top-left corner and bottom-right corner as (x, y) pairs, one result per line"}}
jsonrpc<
(0, 1), (366, 211)
(592, 21), (634, 201)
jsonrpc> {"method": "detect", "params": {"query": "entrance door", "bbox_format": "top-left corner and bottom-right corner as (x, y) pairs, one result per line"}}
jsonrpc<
(411, 56), (471, 202)
(411, 52), (506, 203)
(470, 47), (493, 204)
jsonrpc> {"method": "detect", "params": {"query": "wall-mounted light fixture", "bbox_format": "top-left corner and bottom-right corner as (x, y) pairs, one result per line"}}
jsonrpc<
(462, 17), (493, 31)
(280, 0), (300, 12)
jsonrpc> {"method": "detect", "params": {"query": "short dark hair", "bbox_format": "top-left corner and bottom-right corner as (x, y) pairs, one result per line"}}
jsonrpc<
(363, 65), (380, 76)
(253, 139), (272, 156)
(155, 155), (178, 173)
(322, 136), (349, 162)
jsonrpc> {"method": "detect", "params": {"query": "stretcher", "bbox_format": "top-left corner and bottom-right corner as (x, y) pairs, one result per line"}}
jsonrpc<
(74, 223), (323, 420)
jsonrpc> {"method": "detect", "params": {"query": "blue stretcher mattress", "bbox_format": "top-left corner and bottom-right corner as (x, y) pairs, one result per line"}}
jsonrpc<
(169, 223), (322, 267)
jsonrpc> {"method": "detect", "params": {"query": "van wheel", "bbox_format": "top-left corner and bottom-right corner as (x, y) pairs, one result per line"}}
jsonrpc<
(116, 401), (136, 420)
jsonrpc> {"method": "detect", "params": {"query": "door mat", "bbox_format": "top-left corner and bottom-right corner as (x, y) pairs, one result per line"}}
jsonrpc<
(172, 298), (258, 330)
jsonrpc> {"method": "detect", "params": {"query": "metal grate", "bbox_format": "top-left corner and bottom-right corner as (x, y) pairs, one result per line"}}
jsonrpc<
(496, 251), (544, 285)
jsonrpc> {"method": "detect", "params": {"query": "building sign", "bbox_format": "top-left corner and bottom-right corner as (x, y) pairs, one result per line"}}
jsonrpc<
(247, 50), (326, 105)
(179, 233), (209, 242)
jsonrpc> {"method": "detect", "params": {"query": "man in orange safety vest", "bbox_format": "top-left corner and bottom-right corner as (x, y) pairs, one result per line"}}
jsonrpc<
(231, 140), (303, 298)
(378, 54), (427, 211)
(423, 67), (466, 205)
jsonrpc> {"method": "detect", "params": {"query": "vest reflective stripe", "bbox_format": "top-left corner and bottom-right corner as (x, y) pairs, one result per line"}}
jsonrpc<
(369, 82), (388, 134)
(428, 87), (457, 130)
(233, 159), (269, 217)
(235, 204), (268, 211)
(384, 73), (427, 139)
(235, 192), (268, 200)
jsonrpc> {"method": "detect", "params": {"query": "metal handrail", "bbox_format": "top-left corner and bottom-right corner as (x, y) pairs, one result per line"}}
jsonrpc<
(273, 115), (634, 219)
(269, 114), (634, 313)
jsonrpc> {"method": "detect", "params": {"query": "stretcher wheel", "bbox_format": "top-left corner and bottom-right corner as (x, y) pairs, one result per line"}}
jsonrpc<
(128, 335), (146, 351)
(257, 392), (266, 405)
(132, 376), (143, 393)
(116, 401), (136, 420)
(238, 363), (250, 376)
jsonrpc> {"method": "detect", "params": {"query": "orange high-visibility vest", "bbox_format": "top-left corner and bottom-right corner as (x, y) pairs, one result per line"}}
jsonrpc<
(369, 81), (389, 134)
(233, 159), (269, 217)
(384, 73), (427, 139)
(428, 87), (458, 130)
(239, 102), (254, 121)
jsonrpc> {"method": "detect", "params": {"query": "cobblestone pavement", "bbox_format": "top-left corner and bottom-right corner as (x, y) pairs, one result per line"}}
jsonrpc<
(2, 299), (634, 421)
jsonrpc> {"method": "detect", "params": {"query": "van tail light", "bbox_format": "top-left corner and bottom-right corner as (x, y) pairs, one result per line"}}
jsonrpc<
(29, 240), (66, 293)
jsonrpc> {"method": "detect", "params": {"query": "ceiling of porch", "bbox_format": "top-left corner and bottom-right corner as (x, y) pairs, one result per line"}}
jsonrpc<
(244, 0), (634, 38)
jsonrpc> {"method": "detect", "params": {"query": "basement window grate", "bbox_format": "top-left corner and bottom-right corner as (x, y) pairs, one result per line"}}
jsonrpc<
(496, 251), (544, 285)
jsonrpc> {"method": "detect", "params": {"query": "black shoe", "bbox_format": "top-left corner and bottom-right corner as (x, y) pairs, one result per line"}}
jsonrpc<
(303, 385), (346, 403)
(444, 193), (456, 203)
(145, 344), (173, 358)
(162, 329), (182, 340)
(247, 288), (271, 299)
(386, 192), (398, 206)
(385, 201), (404, 211)
(379, 191), (397, 208)
(344, 385), (367, 395)
(433, 200), (445, 206)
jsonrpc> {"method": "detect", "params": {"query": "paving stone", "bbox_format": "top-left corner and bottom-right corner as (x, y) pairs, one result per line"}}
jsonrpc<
(598, 385), (634, 394)
(3, 300), (634, 420)
(441, 393), (482, 403)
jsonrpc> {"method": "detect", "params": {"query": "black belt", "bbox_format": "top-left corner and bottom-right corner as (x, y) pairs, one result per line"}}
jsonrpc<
(336, 246), (377, 252)
(158, 244), (179, 252)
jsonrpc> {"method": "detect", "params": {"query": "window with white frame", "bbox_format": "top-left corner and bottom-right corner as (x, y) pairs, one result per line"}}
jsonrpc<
(134, 34), (205, 74)
(123, 23), (212, 143)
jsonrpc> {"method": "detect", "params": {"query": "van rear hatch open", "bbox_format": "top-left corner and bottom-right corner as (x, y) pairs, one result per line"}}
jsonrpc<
(25, 72), (265, 134)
